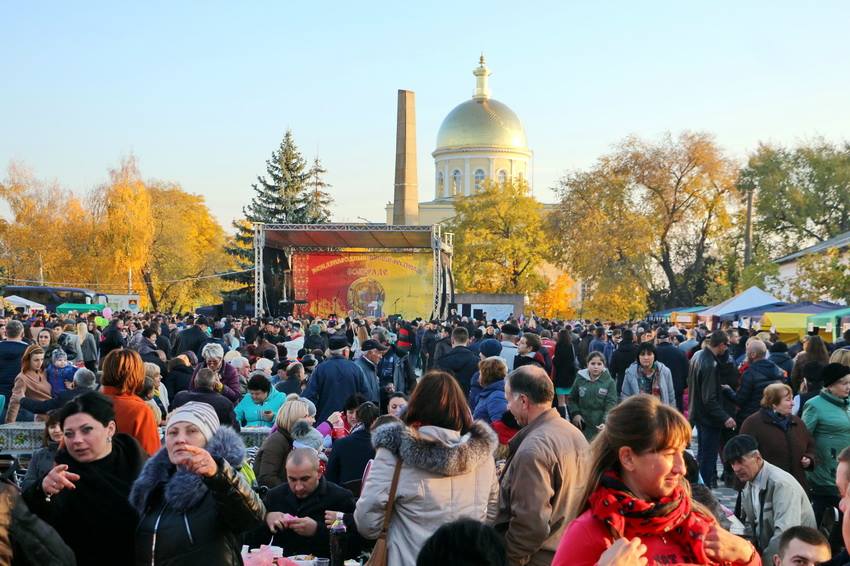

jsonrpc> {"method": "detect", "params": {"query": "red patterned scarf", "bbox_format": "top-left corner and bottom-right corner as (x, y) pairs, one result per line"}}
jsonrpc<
(589, 471), (714, 564)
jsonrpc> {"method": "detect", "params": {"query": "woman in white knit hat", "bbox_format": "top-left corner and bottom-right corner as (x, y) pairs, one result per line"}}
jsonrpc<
(130, 402), (267, 565)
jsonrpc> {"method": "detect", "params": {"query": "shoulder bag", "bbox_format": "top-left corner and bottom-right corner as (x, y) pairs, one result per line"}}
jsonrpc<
(365, 457), (403, 566)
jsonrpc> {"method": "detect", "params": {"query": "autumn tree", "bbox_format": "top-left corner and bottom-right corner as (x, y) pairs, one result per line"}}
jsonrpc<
(552, 131), (738, 311)
(448, 179), (549, 296)
(741, 140), (850, 257)
(224, 131), (333, 298)
(141, 183), (235, 311)
(530, 273), (577, 320)
(788, 249), (850, 303)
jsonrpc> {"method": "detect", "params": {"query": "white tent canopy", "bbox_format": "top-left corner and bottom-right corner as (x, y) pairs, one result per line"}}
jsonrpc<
(698, 286), (780, 319)
(3, 295), (47, 311)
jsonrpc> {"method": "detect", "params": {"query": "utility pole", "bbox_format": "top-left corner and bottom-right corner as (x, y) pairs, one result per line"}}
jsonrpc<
(743, 187), (754, 266)
(128, 267), (132, 293)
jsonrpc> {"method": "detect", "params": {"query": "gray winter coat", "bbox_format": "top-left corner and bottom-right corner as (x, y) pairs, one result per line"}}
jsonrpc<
(740, 460), (816, 563)
(621, 361), (676, 406)
(354, 421), (498, 566)
(20, 443), (58, 492)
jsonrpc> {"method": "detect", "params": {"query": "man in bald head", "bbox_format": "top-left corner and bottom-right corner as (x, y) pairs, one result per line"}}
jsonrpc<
(256, 448), (356, 558)
(493, 365), (590, 566)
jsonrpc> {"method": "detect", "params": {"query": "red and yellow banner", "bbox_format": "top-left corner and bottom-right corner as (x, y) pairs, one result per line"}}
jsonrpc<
(292, 252), (433, 319)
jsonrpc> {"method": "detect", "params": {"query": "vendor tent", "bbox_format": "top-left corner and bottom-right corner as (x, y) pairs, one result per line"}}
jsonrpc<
(3, 295), (46, 312)
(760, 311), (821, 344)
(807, 306), (850, 341)
(698, 287), (780, 327)
(56, 303), (102, 314)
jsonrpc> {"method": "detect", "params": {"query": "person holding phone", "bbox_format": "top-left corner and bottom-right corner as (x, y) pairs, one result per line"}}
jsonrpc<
(234, 372), (286, 427)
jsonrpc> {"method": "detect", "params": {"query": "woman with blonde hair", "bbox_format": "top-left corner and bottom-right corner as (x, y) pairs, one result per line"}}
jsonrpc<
(77, 321), (98, 372)
(554, 395), (758, 566)
(252, 398), (312, 489)
(739, 382), (815, 490)
(101, 349), (161, 455)
(830, 347), (850, 367)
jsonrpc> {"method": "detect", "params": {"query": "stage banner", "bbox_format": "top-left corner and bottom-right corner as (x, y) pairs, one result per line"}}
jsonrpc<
(292, 252), (433, 319)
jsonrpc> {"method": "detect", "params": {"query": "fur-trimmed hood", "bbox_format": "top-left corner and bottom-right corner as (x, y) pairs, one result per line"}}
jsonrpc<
(129, 426), (245, 513)
(371, 420), (496, 477)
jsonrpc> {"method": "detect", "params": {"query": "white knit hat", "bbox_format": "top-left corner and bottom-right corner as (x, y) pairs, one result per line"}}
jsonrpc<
(166, 401), (220, 442)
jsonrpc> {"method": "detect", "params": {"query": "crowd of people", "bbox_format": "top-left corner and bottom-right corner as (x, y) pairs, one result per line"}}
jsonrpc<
(0, 309), (849, 565)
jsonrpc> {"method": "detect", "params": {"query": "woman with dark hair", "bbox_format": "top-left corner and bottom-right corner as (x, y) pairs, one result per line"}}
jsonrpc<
(552, 329), (577, 408)
(554, 395), (758, 566)
(20, 410), (63, 491)
(234, 372), (286, 427)
(620, 342), (675, 406)
(791, 335), (830, 393)
(354, 370), (499, 565)
(23, 391), (147, 565)
(101, 348), (161, 455)
(164, 354), (194, 396)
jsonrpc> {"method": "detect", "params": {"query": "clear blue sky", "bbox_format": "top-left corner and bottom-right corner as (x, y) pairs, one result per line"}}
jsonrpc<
(2, 1), (849, 227)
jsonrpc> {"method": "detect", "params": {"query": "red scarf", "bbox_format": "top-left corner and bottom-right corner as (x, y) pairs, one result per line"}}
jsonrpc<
(589, 471), (714, 564)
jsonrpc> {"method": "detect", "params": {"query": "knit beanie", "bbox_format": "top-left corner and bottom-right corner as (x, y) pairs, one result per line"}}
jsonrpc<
(166, 401), (220, 442)
(51, 348), (68, 364)
(291, 419), (324, 452)
(479, 339), (503, 358)
(821, 362), (850, 387)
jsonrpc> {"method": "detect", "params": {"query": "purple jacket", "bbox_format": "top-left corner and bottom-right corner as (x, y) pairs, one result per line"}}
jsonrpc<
(190, 361), (240, 403)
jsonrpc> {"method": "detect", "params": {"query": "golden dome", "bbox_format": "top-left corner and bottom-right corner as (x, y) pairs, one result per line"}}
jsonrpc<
(435, 98), (528, 150)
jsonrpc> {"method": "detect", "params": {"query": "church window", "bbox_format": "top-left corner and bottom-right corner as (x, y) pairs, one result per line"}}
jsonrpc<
(474, 169), (486, 192)
(436, 172), (444, 196)
(452, 170), (462, 196)
(497, 169), (507, 184)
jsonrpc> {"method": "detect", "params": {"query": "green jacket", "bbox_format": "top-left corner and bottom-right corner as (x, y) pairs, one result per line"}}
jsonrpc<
(568, 369), (617, 441)
(802, 390), (850, 495)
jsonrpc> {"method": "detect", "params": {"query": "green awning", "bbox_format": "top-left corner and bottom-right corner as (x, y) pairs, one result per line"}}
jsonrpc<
(55, 303), (102, 314)
(808, 307), (850, 328)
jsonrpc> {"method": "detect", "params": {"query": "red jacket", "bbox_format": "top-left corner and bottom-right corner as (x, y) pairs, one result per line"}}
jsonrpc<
(554, 509), (761, 566)
(102, 386), (161, 456)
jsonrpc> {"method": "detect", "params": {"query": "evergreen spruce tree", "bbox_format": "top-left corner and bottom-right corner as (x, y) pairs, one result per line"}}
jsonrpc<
(224, 130), (330, 299)
(300, 156), (334, 223)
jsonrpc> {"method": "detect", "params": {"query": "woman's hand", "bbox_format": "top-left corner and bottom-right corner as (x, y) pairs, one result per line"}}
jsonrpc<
(324, 510), (345, 527)
(572, 415), (585, 429)
(704, 525), (755, 563)
(597, 537), (647, 566)
(327, 411), (342, 426)
(174, 444), (218, 477)
(801, 456), (812, 469)
(42, 464), (80, 497)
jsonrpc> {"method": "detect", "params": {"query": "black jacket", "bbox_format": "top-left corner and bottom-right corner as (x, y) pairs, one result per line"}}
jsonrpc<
(768, 352), (794, 377)
(0, 481), (76, 566)
(163, 364), (194, 398)
(171, 388), (240, 432)
(173, 326), (208, 359)
(130, 427), (265, 566)
(99, 324), (126, 361)
(0, 340), (27, 400)
(325, 427), (374, 486)
(655, 342), (689, 399)
(552, 340), (577, 390)
(687, 348), (731, 428)
(304, 334), (327, 353)
(434, 345), (479, 396)
(610, 340), (639, 393)
(24, 433), (146, 566)
(253, 477), (356, 557)
(726, 358), (785, 423)
(20, 386), (89, 415)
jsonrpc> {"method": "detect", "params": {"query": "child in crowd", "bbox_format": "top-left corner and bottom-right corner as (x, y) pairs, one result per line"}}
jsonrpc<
(45, 349), (75, 396)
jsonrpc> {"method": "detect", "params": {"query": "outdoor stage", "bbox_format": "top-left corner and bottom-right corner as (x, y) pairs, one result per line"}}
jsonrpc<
(253, 223), (454, 320)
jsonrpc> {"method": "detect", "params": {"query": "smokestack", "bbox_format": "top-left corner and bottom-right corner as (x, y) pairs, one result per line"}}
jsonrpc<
(393, 89), (419, 225)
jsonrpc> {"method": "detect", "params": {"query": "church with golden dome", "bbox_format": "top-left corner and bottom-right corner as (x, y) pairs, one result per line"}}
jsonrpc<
(386, 56), (535, 226)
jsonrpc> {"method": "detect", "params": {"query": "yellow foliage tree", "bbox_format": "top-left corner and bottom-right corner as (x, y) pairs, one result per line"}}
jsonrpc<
(0, 159), (233, 311)
(448, 179), (549, 296)
(530, 273), (577, 319)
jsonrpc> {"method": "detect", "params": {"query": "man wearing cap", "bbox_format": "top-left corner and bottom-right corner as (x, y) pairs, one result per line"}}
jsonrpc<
(655, 327), (689, 411)
(724, 434), (816, 563)
(303, 334), (369, 422)
(354, 339), (386, 405)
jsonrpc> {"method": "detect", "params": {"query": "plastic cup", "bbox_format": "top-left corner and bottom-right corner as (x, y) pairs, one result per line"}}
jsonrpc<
(314, 559), (330, 566)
